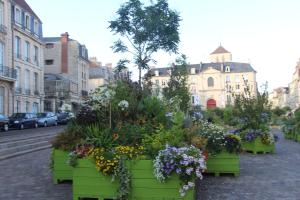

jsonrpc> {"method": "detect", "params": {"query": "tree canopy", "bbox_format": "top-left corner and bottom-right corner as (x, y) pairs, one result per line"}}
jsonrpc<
(109, 0), (181, 86)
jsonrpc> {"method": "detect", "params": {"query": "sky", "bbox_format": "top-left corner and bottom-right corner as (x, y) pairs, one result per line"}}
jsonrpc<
(27, 0), (300, 91)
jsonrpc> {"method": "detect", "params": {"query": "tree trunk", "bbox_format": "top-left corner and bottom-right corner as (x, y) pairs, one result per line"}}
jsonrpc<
(138, 66), (142, 87)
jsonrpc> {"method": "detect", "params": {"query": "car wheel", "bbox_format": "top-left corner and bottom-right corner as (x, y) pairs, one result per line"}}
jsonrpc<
(20, 124), (24, 130)
(35, 123), (38, 128)
(44, 122), (47, 127)
(3, 124), (8, 132)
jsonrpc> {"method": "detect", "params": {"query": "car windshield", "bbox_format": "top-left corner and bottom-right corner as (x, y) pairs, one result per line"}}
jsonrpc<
(37, 113), (47, 118)
(0, 114), (6, 119)
(11, 113), (25, 118)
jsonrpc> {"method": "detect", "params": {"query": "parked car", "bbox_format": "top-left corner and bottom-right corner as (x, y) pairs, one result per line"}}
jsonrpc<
(0, 114), (9, 132)
(57, 112), (75, 125)
(37, 112), (58, 127)
(9, 113), (38, 130)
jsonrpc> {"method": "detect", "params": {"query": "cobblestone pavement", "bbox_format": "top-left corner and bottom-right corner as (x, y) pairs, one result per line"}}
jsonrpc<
(0, 148), (72, 200)
(1, 128), (300, 200)
(197, 128), (300, 200)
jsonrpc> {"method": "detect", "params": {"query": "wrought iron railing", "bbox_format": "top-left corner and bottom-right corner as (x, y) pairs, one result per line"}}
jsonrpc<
(0, 66), (17, 79)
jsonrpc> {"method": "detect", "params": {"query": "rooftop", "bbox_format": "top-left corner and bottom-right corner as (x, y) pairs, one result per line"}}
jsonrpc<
(210, 45), (231, 55)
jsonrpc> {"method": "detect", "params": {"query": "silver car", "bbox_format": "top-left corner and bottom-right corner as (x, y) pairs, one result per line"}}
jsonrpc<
(37, 112), (58, 127)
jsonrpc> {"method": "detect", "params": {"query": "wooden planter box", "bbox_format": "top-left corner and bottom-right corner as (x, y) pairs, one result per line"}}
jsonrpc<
(296, 134), (300, 143)
(242, 137), (275, 154)
(129, 160), (194, 200)
(52, 149), (73, 184)
(72, 159), (119, 200)
(205, 151), (240, 177)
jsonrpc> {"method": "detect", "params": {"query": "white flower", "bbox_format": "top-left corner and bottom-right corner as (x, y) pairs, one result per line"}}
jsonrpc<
(118, 100), (129, 111)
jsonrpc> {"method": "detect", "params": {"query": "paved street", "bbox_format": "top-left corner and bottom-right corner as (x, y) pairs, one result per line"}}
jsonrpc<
(197, 129), (300, 200)
(0, 128), (300, 200)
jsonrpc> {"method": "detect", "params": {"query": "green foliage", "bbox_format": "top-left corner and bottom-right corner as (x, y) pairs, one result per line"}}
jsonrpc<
(85, 125), (116, 149)
(113, 158), (131, 199)
(234, 82), (271, 131)
(109, 0), (181, 85)
(163, 55), (191, 113)
(50, 122), (84, 151)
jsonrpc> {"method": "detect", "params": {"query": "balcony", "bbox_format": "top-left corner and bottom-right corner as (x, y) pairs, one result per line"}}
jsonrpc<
(25, 89), (31, 95)
(0, 66), (17, 81)
(0, 24), (7, 34)
(81, 90), (88, 97)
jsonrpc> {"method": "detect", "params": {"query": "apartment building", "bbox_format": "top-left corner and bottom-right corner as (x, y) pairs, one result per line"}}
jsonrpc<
(43, 32), (89, 112)
(12, 0), (44, 113)
(150, 46), (257, 109)
(0, 0), (16, 116)
(89, 57), (113, 92)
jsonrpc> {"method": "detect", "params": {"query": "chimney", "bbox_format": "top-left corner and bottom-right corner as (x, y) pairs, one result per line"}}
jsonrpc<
(61, 32), (69, 73)
(220, 63), (224, 72)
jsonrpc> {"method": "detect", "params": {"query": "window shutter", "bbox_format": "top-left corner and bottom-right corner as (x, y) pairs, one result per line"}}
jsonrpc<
(30, 16), (34, 34)
(21, 10), (25, 29)
(11, 5), (15, 23)
(38, 23), (43, 39)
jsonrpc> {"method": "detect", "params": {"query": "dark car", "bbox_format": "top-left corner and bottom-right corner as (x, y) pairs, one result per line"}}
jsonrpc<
(37, 112), (58, 127)
(57, 112), (75, 125)
(0, 114), (9, 132)
(9, 113), (38, 130)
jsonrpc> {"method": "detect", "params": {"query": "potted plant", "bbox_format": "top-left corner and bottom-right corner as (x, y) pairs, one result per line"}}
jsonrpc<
(192, 121), (241, 176)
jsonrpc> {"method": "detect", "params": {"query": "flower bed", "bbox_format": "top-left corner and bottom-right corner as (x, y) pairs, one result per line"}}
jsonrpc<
(129, 160), (194, 199)
(205, 151), (240, 177)
(72, 158), (119, 200)
(242, 137), (275, 154)
(52, 149), (73, 184)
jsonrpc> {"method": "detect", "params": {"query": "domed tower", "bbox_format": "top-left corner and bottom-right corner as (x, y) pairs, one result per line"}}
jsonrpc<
(210, 45), (232, 63)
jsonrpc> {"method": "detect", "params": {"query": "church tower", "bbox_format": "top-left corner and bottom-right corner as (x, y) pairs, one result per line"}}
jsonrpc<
(210, 45), (232, 63)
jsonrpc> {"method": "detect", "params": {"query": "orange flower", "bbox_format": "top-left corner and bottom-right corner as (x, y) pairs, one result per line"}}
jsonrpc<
(113, 133), (119, 140)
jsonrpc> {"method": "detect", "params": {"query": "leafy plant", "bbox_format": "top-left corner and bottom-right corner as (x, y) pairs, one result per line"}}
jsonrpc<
(85, 125), (116, 149)
(109, 0), (181, 86)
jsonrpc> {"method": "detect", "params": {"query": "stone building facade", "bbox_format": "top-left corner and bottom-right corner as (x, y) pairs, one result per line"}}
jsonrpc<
(150, 46), (257, 109)
(88, 57), (113, 92)
(12, 0), (44, 114)
(43, 32), (89, 113)
(0, 0), (16, 116)
(269, 87), (289, 109)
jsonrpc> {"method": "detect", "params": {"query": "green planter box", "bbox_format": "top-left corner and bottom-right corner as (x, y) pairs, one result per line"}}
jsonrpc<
(52, 149), (73, 184)
(129, 160), (194, 200)
(296, 134), (300, 143)
(242, 137), (275, 154)
(205, 152), (240, 177)
(72, 159), (119, 200)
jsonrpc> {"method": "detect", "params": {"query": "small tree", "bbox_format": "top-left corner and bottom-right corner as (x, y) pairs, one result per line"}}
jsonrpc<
(109, 0), (181, 87)
(234, 82), (271, 131)
(163, 55), (190, 113)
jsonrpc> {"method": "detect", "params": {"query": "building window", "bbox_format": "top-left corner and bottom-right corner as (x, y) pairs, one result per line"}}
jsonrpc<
(34, 72), (38, 92)
(207, 77), (214, 87)
(25, 69), (30, 90)
(45, 59), (54, 65)
(16, 100), (21, 112)
(0, 42), (4, 72)
(34, 20), (38, 34)
(15, 8), (21, 24)
(0, 2), (4, 26)
(26, 101), (30, 112)
(226, 75), (230, 82)
(0, 86), (4, 114)
(32, 102), (39, 113)
(236, 84), (240, 90)
(34, 46), (39, 65)
(25, 41), (30, 62)
(155, 80), (159, 85)
(225, 66), (230, 72)
(15, 67), (20, 89)
(191, 68), (196, 74)
(25, 14), (30, 29)
(243, 74), (248, 82)
(155, 70), (159, 76)
(45, 43), (54, 48)
(226, 95), (232, 105)
(14, 36), (21, 58)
